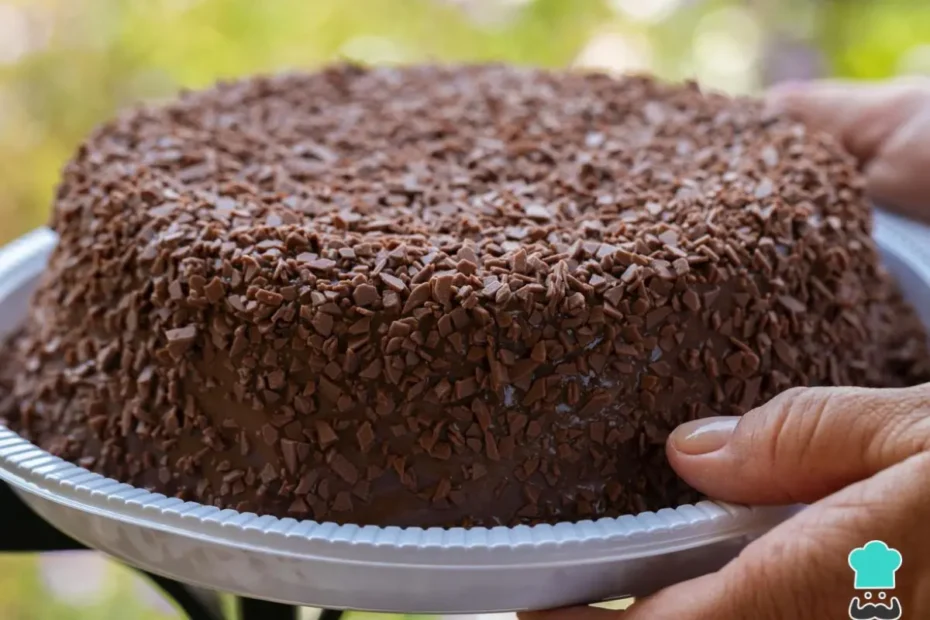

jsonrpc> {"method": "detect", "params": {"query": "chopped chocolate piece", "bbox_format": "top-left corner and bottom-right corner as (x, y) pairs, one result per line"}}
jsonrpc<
(379, 273), (407, 292)
(165, 325), (197, 360)
(352, 284), (379, 307)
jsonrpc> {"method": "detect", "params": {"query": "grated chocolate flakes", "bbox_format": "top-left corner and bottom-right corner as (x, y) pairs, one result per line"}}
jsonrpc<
(1, 65), (929, 527)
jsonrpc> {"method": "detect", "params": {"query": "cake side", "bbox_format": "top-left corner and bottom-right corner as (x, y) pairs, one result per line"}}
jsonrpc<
(3, 65), (928, 527)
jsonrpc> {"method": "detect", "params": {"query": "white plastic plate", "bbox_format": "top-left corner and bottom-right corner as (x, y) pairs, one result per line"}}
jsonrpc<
(0, 211), (926, 613)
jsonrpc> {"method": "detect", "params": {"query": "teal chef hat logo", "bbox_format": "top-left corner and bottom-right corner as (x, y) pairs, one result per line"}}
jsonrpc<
(848, 541), (903, 590)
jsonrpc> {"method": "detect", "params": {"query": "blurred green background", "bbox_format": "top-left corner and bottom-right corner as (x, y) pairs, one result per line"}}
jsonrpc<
(0, 0), (928, 617)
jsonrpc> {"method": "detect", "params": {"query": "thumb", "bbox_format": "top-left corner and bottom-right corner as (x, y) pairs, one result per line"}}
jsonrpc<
(666, 383), (930, 504)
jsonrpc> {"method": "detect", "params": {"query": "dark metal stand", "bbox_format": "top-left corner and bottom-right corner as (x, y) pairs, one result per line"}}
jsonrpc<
(0, 481), (339, 620)
(238, 597), (303, 620)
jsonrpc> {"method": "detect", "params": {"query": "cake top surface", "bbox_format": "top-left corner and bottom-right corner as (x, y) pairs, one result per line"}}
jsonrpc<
(61, 63), (866, 277)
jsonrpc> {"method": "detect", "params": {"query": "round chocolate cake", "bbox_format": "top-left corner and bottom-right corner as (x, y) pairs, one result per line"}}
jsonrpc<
(2, 65), (929, 527)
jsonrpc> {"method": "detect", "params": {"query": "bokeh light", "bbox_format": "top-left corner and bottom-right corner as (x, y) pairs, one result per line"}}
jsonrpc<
(37, 552), (109, 606)
(898, 44), (930, 76)
(574, 30), (652, 74)
(608, 0), (683, 24)
(692, 6), (762, 93)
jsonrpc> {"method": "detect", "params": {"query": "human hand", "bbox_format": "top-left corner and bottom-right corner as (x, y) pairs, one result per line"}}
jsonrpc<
(767, 78), (930, 223)
(519, 383), (930, 619)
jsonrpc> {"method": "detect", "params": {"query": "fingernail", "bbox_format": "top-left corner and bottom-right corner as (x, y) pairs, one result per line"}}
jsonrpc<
(670, 416), (740, 455)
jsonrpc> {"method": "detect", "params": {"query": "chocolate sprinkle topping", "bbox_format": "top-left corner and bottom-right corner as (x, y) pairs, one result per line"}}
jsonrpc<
(1, 64), (929, 527)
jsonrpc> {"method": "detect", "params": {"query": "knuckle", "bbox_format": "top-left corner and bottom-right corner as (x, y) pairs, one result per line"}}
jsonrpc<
(765, 385), (930, 473)
(760, 387), (833, 465)
(788, 389), (832, 453)
(771, 386), (807, 406)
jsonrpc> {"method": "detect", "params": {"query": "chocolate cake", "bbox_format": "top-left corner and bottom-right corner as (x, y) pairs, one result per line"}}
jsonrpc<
(2, 65), (928, 527)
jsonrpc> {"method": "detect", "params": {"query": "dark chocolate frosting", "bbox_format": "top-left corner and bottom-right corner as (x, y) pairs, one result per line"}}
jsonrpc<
(2, 65), (928, 527)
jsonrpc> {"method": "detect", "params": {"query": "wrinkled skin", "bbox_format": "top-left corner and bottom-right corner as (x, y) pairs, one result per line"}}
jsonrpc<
(521, 79), (930, 619)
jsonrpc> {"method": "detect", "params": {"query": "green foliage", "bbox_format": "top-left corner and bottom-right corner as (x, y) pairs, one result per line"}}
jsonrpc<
(0, 555), (179, 620)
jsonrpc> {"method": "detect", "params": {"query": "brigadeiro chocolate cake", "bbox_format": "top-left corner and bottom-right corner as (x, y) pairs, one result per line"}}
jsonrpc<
(1, 64), (928, 527)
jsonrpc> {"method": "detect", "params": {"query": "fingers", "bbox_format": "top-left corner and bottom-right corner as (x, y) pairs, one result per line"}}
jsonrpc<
(520, 608), (618, 620)
(768, 79), (929, 161)
(666, 383), (930, 504)
(620, 452), (930, 619)
(863, 104), (930, 220)
(523, 453), (930, 620)
(767, 78), (930, 222)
